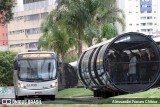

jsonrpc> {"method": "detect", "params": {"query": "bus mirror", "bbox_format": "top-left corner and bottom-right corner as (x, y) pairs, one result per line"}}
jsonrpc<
(48, 62), (51, 71)
(14, 61), (18, 70)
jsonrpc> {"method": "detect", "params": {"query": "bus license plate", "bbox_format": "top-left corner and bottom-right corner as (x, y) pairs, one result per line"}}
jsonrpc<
(35, 92), (42, 94)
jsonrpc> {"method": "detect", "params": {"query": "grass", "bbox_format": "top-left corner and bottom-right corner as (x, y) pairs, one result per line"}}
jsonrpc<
(97, 88), (160, 104)
(56, 87), (160, 99)
(113, 88), (160, 98)
(56, 88), (93, 98)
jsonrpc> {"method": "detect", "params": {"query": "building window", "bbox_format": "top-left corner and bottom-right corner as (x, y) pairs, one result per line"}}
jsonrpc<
(141, 29), (146, 32)
(141, 11), (152, 13)
(25, 14), (40, 21)
(141, 17), (146, 19)
(29, 42), (38, 48)
(147, 23), (152, 26)
(25, 28), (41, 35)
(141, 0), (151, 1)
(13, 16), (24, 21)
(41, 12), (48, 19)
(9, 30), (24, 35)
(147, 11), (152, 13)
(141, 23), (146, 26)
(147, 29), (153, 32)
(129, 24), (132, 26)
(147, 16), (152, 19)
(3, 42), (5, 45)
(25, 43), (29, 49)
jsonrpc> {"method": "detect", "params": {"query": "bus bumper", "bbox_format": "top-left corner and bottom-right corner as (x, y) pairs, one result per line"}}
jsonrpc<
(16, 87), (58, 97)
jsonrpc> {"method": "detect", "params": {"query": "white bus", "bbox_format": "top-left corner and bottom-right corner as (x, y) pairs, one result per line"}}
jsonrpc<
(13, 51), (58, 100)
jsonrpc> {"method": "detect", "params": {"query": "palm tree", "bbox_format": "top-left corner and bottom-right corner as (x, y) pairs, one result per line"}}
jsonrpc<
(56, 0), (125, 57)
(84, 24), (100, 47)
(39, 16), (76, 86)
(54, 0), (99, 57)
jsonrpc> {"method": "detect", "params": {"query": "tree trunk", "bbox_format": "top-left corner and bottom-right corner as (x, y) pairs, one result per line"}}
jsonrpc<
(77, 31), (83, 58)
(61, 53), (66, 87)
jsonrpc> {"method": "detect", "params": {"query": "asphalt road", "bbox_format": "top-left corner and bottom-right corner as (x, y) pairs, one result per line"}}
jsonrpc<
(0, 87), (101, 104)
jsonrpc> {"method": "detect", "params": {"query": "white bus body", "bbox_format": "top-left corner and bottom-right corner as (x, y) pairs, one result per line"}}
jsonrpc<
(13, 52), (58, 100)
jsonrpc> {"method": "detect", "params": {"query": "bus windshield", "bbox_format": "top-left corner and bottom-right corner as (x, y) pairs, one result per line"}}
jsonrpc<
(18, 59), (56, 81)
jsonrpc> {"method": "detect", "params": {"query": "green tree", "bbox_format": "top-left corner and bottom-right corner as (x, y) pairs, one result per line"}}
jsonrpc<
(0, 51), (17, 86)
(56, 0), (125, 56)
(64, 50), (77, 63)
(0, 0), (16, 24)
(39, 15), (76, 86)
(102, 23), (118, 39)
(84, 24), (100, 47)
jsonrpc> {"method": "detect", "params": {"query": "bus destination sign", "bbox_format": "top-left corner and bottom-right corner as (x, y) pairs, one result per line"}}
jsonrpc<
(22, 54), (51, 58)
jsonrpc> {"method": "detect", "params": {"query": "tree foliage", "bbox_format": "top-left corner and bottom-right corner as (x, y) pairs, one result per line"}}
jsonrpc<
(0, 0), (16, 24)
(39, 13), (77, 86)
(55, 0), (125, 56)
(0, 51), (17, 86)
(84, 24), (100, 47)
(102, 23), (118, 39)
(39, 0), (125, 85)
(38, 15), (76, 59)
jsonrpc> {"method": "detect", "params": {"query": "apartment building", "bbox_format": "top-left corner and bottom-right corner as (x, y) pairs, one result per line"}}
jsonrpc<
(0, 24), (8, 51)
(8, 0), (57, 52)
(117, 0), (160, 35)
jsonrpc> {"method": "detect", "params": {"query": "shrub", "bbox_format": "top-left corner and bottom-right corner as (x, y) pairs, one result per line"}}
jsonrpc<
(0, 50), (17, 86)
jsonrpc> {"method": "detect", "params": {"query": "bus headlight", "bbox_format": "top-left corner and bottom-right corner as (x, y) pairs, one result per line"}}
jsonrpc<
(50, 81), (58, 88)
(18, 83), (25, 88)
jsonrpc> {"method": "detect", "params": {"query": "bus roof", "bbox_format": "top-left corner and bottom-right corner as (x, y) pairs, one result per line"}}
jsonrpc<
(18, 51), (56, 55)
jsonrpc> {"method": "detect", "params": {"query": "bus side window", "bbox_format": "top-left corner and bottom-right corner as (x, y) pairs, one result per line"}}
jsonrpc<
(14, 60), (18, 70)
